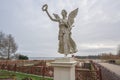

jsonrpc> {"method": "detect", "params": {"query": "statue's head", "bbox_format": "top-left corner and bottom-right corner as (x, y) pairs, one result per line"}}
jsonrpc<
(61, 9), (67, 18)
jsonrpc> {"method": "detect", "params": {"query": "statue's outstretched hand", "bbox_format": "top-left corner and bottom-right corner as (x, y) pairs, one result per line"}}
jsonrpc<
(42, 4), (48, 11)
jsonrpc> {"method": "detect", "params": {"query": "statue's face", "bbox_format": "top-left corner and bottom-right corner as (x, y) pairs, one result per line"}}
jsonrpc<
(61, 10), (67, 18)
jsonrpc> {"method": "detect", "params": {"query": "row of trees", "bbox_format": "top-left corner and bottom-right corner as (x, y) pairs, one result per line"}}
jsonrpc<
(100, 53), (119, 59)
(117, 45), (120, 57)
(75, 55), (100, 59)
(76, 45), (120, 59)
(0, 31), (17, 60)
(76, 53), (120, 60)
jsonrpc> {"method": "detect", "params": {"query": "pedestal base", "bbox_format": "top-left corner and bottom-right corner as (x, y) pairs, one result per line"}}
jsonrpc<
(51, 58), (77, 80)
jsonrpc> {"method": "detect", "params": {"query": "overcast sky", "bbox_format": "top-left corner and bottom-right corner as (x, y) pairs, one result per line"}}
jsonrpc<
(0, 0), (120, 57)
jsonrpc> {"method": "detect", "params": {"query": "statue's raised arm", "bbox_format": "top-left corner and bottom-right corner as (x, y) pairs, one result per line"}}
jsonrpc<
(42, 4), (59, 22)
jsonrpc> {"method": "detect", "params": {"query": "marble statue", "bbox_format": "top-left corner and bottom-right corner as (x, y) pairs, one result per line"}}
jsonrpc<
(42, 4), (78, 57)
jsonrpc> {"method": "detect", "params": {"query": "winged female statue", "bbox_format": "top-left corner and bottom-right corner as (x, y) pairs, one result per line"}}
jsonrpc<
(42, 4), (78, 57)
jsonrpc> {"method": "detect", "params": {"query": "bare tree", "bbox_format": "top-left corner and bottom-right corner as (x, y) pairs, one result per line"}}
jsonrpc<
(0, 32), (6, 56)
(0, 32), (18, 60)
(5, 34), (17, 59)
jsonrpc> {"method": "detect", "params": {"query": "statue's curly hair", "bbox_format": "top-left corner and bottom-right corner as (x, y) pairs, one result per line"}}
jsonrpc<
(61, 9), (67, 16)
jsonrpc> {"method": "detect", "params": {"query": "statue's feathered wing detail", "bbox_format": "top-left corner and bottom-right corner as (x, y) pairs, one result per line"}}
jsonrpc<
(68, 8), (78, 28)
(53, 13), (60, 20)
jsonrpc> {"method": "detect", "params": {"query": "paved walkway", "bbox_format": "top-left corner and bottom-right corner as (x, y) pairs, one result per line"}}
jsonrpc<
(99, 63), (120, 76)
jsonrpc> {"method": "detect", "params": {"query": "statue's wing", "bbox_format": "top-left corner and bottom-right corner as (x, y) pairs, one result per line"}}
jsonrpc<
(53, 13), (60, 20)
(68, 8), (78, 27)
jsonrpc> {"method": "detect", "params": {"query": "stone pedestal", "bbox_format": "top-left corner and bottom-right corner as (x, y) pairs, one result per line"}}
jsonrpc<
(51, 58), (76, 80)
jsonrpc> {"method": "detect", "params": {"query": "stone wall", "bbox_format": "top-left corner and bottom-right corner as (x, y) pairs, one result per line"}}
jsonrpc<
(97, 64), (120, 80)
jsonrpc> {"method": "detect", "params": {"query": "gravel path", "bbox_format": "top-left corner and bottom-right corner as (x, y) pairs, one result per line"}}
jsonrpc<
(99, 63), (120, 76)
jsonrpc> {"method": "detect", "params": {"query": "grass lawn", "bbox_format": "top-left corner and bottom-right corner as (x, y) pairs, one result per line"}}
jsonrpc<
(0, 70), (53, 80)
